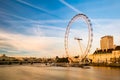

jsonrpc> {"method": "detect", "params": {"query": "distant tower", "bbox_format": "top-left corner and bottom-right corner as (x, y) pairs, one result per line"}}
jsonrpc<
(100, 35), (113, 50)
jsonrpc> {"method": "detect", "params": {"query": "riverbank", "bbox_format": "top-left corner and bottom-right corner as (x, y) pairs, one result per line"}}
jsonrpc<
(90, 63), (120, 67)
(0, 61), (120, 68)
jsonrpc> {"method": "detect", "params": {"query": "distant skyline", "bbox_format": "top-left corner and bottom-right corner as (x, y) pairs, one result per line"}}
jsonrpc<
(0, 0), (120, 57)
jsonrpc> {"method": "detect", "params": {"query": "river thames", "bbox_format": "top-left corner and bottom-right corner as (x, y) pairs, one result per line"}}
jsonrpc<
(0, 65), (120, 80)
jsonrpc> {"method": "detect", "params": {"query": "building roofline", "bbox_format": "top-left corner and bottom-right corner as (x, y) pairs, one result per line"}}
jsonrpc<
(101, 35), (113, 39)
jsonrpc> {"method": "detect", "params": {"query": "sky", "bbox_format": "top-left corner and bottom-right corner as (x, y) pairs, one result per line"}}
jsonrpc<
(0, 0), (120, 57)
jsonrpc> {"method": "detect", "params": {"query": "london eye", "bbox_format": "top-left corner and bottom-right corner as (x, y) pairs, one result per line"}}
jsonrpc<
(64, 14), (93, 61)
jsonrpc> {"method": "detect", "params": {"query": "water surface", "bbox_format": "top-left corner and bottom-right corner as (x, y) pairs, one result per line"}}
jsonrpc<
(0, 65), (120, 80)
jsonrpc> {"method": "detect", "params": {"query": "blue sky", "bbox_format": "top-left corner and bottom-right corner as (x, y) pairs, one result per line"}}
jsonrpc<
(0, 0), (120, 57)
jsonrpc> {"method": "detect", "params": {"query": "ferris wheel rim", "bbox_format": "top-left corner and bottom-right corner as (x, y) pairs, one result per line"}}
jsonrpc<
(64, 13), (93, 58)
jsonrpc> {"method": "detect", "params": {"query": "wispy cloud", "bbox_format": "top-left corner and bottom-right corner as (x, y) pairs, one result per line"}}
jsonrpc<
(17, 0), (49, 13)
(59, 0), (82, 13)
(0, 10), (66, 36)
(0, 9), (68, 26)
(0, 18), (120, 56)
(0, 31), (64, 57)
(90, 19), (120, 52)
(16, 0), (62, 19)
(3, 19), (69, 24)
(0, 10), (33, 21)
(34, 24), (65, 37)
(37, 25), (65, 31)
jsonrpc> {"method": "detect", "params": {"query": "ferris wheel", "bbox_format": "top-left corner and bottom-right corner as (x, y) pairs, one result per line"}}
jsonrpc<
(64, 14), (93, 60)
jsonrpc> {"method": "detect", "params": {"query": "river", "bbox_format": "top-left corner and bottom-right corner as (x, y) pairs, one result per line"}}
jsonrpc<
(0, 64), (120, 80)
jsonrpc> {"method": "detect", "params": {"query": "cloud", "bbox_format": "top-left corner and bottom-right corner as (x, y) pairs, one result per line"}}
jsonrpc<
(0, 31), (64, 57)
(3, 19), (69, 24)
(90, 19), (120, 53)
(16, 0), (61, 19)
(92, 19), (120, 36)
(0, 18), (120, 57)
(59, 0), (82, 13)
(0, 10), (33, 21)
(17, 0), (49, 13)
(16, 24), (66, 37)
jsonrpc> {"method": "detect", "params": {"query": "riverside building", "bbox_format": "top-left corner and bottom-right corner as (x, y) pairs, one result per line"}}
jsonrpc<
(89, 35), (120, 63)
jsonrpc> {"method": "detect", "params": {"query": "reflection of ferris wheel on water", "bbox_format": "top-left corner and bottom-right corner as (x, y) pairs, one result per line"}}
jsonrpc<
(64, 14), (93, 60)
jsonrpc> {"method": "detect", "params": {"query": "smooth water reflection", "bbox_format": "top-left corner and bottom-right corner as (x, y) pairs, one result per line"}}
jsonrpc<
(0, 65), (120, 80)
